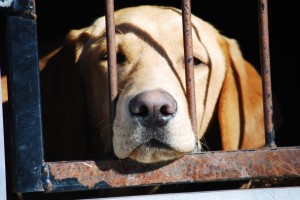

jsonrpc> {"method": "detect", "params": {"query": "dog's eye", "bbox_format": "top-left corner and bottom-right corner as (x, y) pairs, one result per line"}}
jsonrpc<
(101, 53), (126, 64)
(117, 52), (126, 64)
(101, 54), (108, 61)
(193, 57), (203, 66)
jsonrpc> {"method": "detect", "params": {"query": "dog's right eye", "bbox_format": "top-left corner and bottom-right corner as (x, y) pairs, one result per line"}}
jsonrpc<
(101, 54), (108, 61)
(100, 53), (126, 64)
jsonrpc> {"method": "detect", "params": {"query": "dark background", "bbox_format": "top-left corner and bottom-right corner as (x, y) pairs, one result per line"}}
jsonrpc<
(1, 0), (299, 199)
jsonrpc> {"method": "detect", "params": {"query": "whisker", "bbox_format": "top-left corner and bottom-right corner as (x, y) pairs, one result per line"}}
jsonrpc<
(95, 119), (108, 129)
(95, 37), (106, 44)
(117, 87), (126, 93)
(200, 136), (210, 151)
(98, 124), (114, 136)
(116, 27), (125, 38)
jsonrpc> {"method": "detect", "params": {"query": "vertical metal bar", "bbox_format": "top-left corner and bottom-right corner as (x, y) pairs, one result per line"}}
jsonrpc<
(182, 0), (198, 138)
(6, 0), (44, 192)
(258, 0), (276, 148)
(0, 67), (7, 200)
(105, 0), (118, 130)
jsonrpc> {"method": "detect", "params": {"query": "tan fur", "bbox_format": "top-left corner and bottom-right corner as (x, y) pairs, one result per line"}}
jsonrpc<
(2, 6), (265, 163)
(1, 76), (7, 103)
(218, 37), (265, 150)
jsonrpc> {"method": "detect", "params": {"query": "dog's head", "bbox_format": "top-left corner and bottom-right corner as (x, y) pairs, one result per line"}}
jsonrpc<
(43, 6), (264, 163)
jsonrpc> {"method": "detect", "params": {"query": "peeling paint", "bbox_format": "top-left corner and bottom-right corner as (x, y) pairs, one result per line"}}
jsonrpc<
(47, 147), (300, 191)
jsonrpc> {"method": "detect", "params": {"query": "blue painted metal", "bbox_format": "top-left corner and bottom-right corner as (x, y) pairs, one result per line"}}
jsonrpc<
(11, 0), (35, 14)
(6, 15), (44, 192)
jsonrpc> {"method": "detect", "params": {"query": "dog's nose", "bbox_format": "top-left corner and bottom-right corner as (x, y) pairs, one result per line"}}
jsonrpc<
(129, 90), (177, 127)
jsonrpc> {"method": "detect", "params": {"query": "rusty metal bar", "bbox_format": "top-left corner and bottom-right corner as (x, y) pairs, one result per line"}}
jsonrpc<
(105, 0), (118, 128)
(181, 0), (198, 137)
(258, 0), (276, 148)
(44, 147), (300, 192)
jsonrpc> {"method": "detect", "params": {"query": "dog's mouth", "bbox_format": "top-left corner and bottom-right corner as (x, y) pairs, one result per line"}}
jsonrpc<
(128, 138), (187, 163)
(142, 139), (173, 150)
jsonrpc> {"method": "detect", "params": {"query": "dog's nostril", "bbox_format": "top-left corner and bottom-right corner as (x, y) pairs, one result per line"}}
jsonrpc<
(160, 104), (176, 116)
(136, 105), (149, 117)
(129, 98), (149, 116)
(129, 90), (177, 127)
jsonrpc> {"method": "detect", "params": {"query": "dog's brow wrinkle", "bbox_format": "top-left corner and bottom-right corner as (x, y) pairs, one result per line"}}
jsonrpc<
(115, 23), (186, 93)
(163, 7), (210, 65)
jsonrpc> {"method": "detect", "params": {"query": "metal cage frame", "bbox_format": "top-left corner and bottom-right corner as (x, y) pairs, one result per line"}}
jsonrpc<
(1, 0), (300, 196)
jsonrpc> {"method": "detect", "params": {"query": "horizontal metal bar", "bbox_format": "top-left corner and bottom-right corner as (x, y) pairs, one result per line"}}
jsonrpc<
(45, 147), (300, 192)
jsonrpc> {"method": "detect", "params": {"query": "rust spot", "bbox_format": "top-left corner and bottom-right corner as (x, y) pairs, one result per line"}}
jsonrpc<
(48, 147), (300, 189)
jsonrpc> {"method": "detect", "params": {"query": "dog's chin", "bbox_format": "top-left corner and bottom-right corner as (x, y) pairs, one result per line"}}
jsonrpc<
(128, 143), (187, 164)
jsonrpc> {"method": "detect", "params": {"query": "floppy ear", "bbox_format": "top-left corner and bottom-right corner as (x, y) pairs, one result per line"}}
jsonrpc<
(66, 28), (92, 63)
(40, 28), (91, 160)
(218, 37), (265, 150)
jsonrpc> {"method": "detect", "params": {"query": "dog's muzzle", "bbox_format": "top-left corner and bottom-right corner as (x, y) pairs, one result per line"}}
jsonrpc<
(129, 89), (177, 128)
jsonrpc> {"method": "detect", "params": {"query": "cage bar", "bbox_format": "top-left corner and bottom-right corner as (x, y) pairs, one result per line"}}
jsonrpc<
(181, 0), (198, 137)
(105, 0), (118, 128)
(44, 147), (300, 192)
(6, 15), (44, 192)
(258, 0), (276, 148)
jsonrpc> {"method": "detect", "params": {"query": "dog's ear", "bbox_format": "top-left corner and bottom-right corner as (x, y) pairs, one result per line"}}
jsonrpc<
(40, 28), (92, 161)
(65, 28), (92, 63)
(218, 37), (265, 150)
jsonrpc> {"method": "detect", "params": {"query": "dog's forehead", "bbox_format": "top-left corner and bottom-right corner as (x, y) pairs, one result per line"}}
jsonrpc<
(116, 6), (182, 25)
(114, 6), (184, 40)
(89, 6), (219, 64)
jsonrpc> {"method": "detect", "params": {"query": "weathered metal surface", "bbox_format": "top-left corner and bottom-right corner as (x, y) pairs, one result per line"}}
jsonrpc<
(258, 0), (276, 148)
(7, 16), (44, 192)
(46, 147), (300, 192)
(181, 0), (197, 137)
(105, 0), (118, 128)
(0, 0), (13, 7)
(11, 0), (37, 19)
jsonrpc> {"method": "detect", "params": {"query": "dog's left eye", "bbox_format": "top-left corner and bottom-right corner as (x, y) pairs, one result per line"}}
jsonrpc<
(193, 57), (203, 66)
(116, 52), (126, 64)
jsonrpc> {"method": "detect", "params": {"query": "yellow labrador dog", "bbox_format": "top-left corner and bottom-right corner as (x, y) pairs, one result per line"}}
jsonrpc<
(37, 5), (265, 163)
